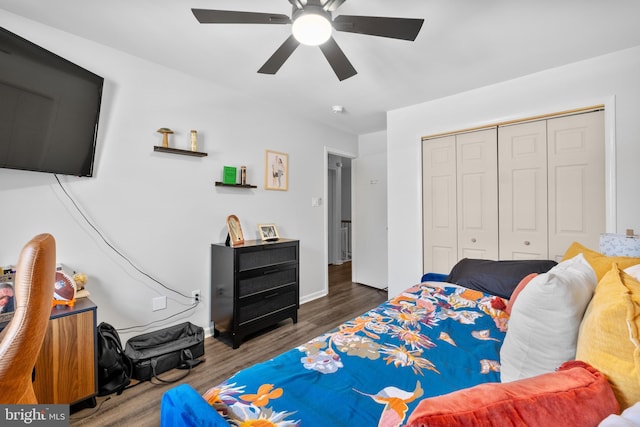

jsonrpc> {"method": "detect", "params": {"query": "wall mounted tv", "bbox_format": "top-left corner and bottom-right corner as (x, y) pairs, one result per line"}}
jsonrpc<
(0, 26), (103, 177)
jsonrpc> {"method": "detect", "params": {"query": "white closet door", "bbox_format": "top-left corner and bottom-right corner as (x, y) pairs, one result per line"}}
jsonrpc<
(498, 121), (548, 259)
(423, 136), (457, 274)
(456, 129), (499, 260)
(547, 111), (605, 261)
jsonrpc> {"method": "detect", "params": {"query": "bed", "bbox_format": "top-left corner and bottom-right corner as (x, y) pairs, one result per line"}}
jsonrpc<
(161, 241), (640, 427)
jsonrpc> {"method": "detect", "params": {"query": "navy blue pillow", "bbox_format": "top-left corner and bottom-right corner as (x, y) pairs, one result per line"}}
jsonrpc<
(445, 258), (557, 299)
(421, 272), (448, 283)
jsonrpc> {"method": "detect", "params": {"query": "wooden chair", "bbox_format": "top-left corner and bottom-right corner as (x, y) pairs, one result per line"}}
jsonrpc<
(0, 234), (56, 404)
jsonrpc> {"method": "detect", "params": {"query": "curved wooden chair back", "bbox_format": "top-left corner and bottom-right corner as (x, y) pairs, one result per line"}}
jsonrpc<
(0, 233), (56, 404)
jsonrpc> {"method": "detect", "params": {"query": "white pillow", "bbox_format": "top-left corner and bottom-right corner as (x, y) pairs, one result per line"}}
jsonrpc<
(625, 264), (640, 281)
(598, 401), (640, 427)
(500, 253), (597, 382)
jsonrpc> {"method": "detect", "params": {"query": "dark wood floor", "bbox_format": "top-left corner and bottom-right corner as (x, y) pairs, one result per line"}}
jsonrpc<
(70, 262), (387, 426)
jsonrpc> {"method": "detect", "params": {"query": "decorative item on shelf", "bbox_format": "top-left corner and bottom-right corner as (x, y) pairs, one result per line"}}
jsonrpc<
(241, 166), (247, 186)
(157, 127), (174, 148)
(190, 130), (198, 152)
(258, 223), (280, 242)
(223, 166), (237, 184)
(265, 150), (288, 191)
(226, 215), (245, 247)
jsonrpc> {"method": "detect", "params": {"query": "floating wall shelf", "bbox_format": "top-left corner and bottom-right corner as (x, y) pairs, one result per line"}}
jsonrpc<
(153, 146), (208, 157)
(215, 182), (257, 189)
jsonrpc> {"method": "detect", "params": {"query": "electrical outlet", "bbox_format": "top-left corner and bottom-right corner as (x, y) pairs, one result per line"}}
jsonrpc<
(191, 290), (201, 304)
(152, 296), (167, 311)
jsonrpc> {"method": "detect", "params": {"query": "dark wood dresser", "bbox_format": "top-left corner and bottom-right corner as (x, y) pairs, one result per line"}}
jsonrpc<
(210, 239), (299, 348)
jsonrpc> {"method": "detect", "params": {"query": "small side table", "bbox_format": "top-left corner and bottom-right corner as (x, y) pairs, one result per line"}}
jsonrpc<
(33, 298), (98, 407)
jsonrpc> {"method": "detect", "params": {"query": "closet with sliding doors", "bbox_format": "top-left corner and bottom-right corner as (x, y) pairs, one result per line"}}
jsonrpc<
(422, 108), (605, 274)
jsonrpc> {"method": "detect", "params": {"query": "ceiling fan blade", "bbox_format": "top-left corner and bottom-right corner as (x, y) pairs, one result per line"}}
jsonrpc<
(319, 37), (357, 81)
(333, 15), (424, 41)
(258, 35), (300, 75)
(191, 9), (291, 25)
(323, 0), (347, 12)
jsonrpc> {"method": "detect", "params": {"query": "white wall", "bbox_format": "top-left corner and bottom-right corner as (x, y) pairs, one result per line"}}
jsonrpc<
(352, 131), (388, 289)
(0, 11), (357, 342)
(387, 45), (640, 297)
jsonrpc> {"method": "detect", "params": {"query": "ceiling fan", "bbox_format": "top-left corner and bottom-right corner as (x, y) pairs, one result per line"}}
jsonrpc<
(191, 0), (424, 81)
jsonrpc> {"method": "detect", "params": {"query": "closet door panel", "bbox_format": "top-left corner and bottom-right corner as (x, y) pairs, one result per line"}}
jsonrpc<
(498, 121), (548, 259)
(423, 136), (457, 273)
(547, 111), (605, 261)
(456, 129), (499, 261)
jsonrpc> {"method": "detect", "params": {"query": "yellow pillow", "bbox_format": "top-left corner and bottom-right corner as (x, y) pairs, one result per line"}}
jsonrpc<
(562, 241), (640, 281)
(576, 264), (640, 409)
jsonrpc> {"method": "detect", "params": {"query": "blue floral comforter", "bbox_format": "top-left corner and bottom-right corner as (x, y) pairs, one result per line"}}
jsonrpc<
(202, 283), (508, 426)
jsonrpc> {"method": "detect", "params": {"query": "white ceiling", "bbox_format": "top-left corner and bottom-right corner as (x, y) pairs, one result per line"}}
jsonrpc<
(2, 0), (640, 135)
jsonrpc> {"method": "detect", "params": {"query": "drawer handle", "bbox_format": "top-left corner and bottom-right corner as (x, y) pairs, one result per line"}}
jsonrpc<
(524, 241), (531, 246)
(471, 238), (477, 243)
(264, 292), (280, 299)
(263, 269), (280, 275)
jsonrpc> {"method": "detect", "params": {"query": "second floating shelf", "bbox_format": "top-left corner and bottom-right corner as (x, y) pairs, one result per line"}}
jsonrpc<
(215, 182), (257, 189)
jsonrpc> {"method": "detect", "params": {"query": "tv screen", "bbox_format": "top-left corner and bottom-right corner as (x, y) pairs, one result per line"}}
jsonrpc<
(0, 26), (103, 177)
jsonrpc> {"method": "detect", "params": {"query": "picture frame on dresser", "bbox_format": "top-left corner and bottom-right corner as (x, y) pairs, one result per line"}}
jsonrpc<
(258, 224), (280, 242)
(226, 214), (244, 246)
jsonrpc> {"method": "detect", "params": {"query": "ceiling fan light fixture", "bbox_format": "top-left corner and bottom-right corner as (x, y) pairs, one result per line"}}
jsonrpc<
(292, 8), (332, 46)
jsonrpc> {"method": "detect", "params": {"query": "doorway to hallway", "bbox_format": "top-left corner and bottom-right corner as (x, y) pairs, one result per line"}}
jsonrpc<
(327, 151), (353, 289)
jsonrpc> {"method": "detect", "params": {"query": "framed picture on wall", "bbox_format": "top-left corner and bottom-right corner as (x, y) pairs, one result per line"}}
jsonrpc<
(265, 150), (288, 191)
(258, 224), (280, 242)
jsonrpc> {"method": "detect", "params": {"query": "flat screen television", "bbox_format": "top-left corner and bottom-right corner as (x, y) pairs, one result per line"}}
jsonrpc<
(0, 26), (103, 177)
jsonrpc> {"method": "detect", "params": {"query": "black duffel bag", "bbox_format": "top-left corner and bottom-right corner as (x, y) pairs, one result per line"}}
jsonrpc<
(124, 321), (204, 383)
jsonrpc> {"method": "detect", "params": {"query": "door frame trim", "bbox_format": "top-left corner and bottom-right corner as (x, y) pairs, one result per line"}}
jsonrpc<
(324, 146), (357, 296)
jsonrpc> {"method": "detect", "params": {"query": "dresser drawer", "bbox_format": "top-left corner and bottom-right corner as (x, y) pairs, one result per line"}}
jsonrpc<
(238, 244), (298, 271)
(239, 267), (297, 298)
(238, 286), (297, 325)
